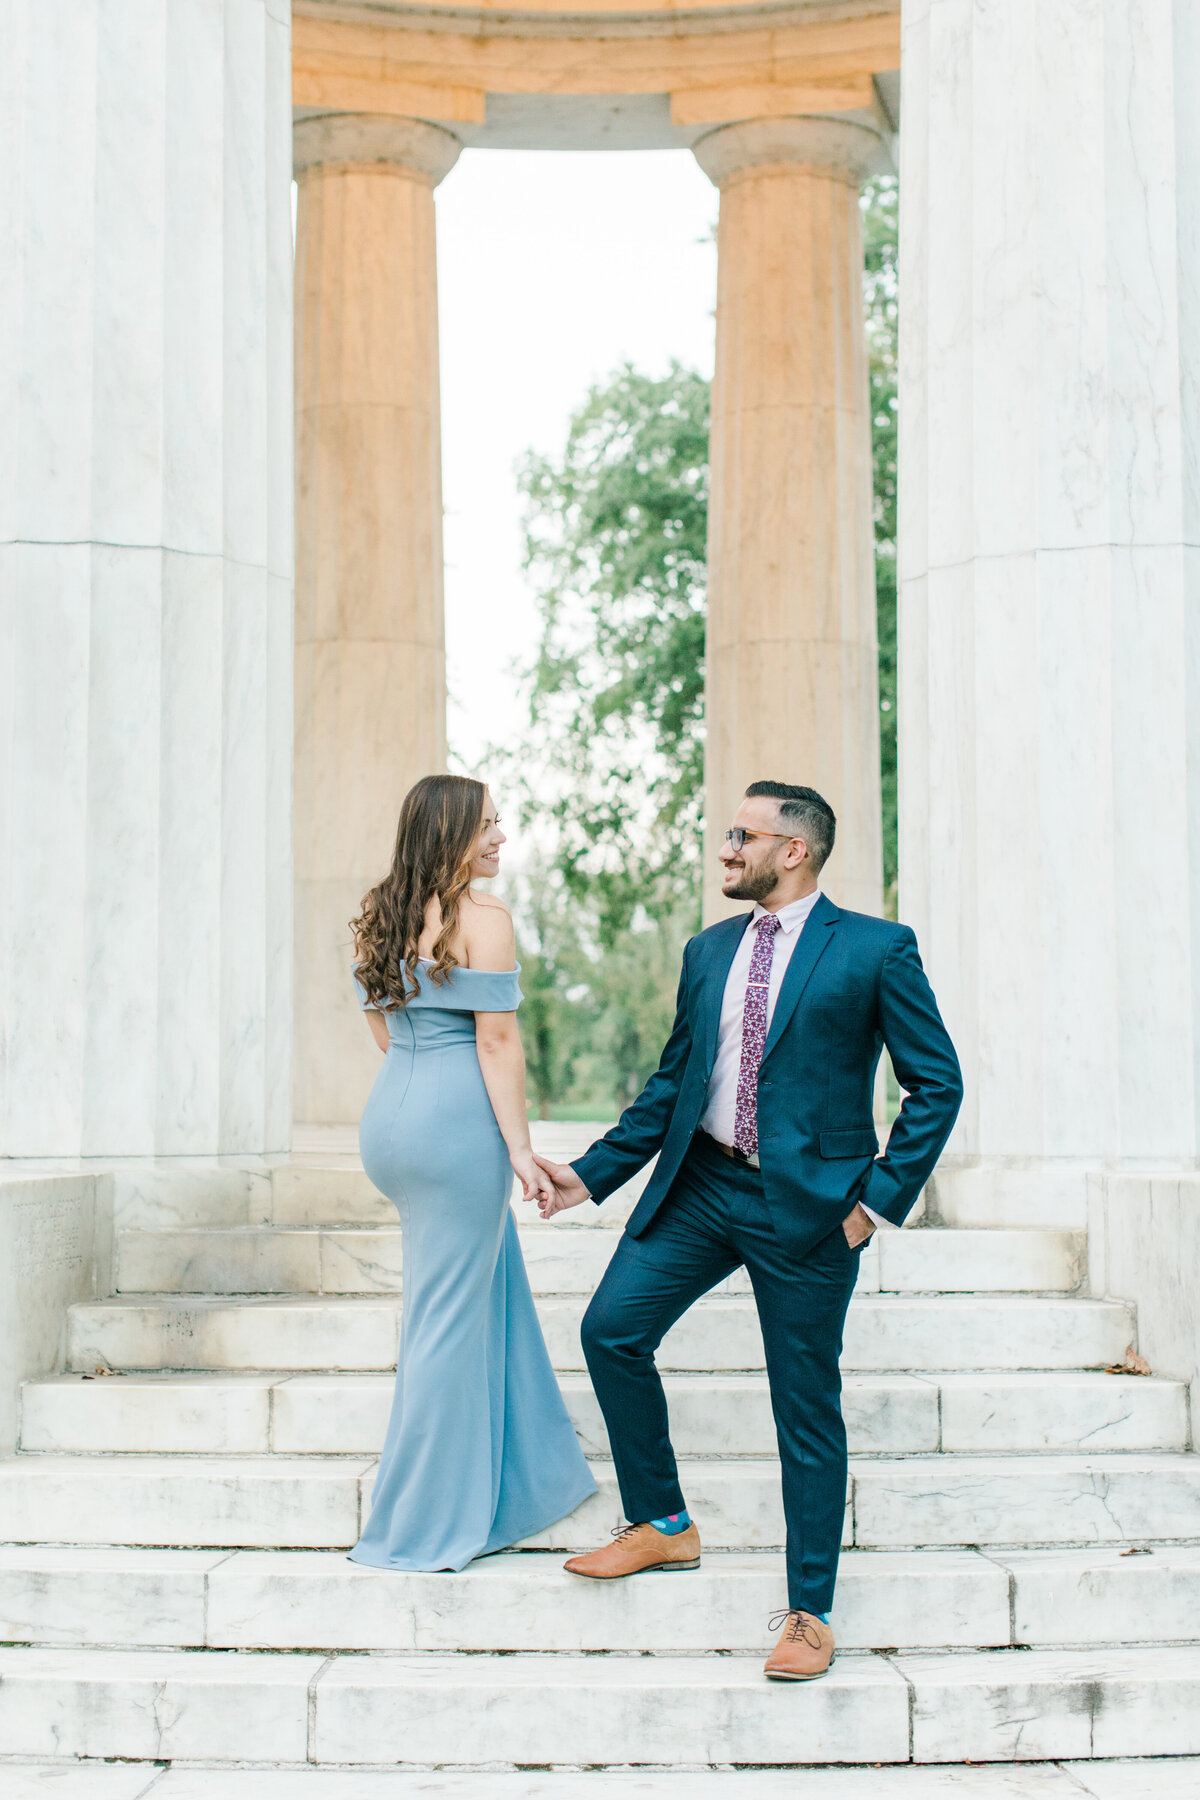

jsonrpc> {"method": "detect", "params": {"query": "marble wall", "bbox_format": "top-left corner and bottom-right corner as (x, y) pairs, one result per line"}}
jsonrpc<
(0, 0), (295, 1156)
(0, 1173), (113, 1451)
(1088, 1174), (1200, 1430)
(898, 0), (1200, 1186)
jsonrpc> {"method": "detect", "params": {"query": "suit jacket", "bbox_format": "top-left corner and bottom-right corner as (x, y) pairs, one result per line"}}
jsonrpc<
(572, 894), (963, 1257)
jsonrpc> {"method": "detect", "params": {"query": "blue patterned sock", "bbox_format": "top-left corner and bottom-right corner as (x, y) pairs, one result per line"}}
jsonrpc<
(649, 1510), (692, 1535)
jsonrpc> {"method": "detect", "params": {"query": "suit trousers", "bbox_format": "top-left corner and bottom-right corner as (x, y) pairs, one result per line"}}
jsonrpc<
(580, 1132), (864, 1614)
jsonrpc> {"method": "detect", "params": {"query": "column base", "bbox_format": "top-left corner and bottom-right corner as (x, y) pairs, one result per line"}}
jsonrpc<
(1086, 1167), (1200, 1412)
(923, 1157), (1099, 1228)
(924, 1155), (1200, 1231)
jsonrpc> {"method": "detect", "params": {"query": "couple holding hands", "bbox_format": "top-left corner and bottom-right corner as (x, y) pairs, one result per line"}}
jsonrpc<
(349, 773), (961, 1681)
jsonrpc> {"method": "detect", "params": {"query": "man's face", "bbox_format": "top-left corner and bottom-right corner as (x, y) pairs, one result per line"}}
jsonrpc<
(718, 797), (798, 902)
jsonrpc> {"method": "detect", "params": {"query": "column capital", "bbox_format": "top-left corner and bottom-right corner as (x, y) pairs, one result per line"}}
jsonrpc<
(692, 117), (891, 188)
(294, 113), (463, 186)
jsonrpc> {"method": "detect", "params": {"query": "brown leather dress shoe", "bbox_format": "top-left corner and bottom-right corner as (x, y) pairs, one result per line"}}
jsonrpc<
(564, 1521), (701, 1578)
(763, 1609), (836, 1680)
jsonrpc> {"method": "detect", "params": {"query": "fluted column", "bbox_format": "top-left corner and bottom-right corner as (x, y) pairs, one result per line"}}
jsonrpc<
(898, 0), (1200, 1219)
(694, 119), (891, 922)
(293, 115), (460, 1127)
(0, 0), (294, 1158)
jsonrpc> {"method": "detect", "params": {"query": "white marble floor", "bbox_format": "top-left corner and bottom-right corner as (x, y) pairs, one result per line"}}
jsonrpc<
(3, 1758), (1200, 1798)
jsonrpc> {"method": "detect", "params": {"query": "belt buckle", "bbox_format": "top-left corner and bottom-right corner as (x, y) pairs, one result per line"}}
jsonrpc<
(701, 1131), (760, 1171)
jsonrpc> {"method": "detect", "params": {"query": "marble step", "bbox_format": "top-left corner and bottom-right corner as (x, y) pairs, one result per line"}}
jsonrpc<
(897, 1645), (1200, 1762)
(108, 1144), (640, 1233)
(25, 1370), (939, 1458)
(848, 1452), (1200, 1550)
(2, 1452), (1198, 1552)
(4, 1544), (1200, 1655)
(5, 1765), (1200, 1800)
(113, 1223), (1085, 1297)
(65, 1291), (1135, 1375)
(2, 1643), (1200, 1767)
(21, 1367), (1189, 1458)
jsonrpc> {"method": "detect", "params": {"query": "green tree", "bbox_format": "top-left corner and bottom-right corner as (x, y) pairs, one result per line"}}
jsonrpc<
(511, 876), (592, 1119)
(516, 362), (709, 946)
(507, 181), (899, 1109)
(862, 176), (899, 901)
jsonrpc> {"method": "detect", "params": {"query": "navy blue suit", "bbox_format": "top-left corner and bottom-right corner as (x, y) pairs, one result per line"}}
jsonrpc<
(572, 894), (962, 1613)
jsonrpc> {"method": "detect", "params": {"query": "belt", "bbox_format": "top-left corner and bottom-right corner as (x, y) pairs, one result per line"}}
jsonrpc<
(699, 1131), (760, 1171)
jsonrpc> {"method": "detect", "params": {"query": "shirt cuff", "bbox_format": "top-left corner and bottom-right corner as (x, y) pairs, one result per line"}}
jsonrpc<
(860, 1203), (890, 1231)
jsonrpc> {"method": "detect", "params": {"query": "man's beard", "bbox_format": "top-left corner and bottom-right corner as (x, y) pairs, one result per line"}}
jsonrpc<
(723, 862), (780, 904)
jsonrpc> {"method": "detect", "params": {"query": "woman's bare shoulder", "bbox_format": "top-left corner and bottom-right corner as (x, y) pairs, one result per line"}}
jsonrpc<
(459, 890), (515, 969)
(463, 888), (510, 916)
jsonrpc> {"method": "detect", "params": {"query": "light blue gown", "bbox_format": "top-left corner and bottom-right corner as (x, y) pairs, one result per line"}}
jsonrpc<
(349, 959), (596, 1571)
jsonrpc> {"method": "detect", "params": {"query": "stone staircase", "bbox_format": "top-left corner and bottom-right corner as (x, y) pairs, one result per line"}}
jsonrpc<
(3, 1133), (1200, 1774)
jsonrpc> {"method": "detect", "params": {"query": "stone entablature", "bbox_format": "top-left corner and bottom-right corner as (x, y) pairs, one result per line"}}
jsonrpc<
(292, 1), (900, 146)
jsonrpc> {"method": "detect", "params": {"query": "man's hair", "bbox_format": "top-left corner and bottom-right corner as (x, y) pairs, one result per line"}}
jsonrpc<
(744, 780), (837, 873)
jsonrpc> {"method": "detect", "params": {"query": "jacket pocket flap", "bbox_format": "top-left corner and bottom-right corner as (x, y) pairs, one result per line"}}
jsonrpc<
(819, 1127), (879, 1159)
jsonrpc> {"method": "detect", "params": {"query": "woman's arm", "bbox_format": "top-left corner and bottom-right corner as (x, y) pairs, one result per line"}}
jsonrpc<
(475, 1011), (545, 1200)
(464, 897), (549, 1204)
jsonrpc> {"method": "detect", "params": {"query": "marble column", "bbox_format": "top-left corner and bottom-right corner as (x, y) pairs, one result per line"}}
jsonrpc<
(898, 0), (1200, 1220)
(0, 0), (294, 1158)
(293, 115), (459, 1127)
(694, 118), (891, 923)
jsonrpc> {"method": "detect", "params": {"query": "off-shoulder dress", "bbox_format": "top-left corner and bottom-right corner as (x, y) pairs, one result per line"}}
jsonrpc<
(349, 959), (596, 1571)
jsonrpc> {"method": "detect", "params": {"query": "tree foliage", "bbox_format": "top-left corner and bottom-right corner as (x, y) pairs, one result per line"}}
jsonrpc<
(863, 177), (899, 898)
(516, 363), (709, 946)
(506, 181), (900, 1112)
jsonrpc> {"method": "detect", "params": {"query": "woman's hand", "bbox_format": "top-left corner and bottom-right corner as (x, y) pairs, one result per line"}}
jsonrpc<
(510, 1147), (554, 1207)
(532, 1154), (591, 1220)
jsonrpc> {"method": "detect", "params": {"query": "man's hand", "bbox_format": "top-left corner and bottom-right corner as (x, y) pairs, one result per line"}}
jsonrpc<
(532, 1154), (591, 1220)
(842, 1202), (877, 1249)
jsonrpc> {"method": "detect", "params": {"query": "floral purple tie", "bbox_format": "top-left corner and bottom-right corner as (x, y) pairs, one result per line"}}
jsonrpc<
(734, 914), (781, 1156)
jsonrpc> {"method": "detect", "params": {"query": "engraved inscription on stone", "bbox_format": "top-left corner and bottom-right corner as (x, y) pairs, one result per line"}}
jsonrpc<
(11, 1195), (90, 1282)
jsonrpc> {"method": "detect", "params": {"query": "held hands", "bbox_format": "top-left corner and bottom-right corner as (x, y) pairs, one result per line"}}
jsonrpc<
(531, 1153), (591, 1220)
(842, 1202), (877, 1249)
(510, 1148), (555, 1209)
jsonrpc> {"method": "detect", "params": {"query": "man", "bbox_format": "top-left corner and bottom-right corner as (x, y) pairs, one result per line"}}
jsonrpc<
(534, 780), (962, 1679)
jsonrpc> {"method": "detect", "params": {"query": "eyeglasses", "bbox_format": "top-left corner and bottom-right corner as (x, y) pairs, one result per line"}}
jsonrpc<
(724, 828), (797, 853)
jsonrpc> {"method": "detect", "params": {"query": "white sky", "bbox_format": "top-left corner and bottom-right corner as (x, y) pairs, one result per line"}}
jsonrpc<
(435, 149), (719, 774)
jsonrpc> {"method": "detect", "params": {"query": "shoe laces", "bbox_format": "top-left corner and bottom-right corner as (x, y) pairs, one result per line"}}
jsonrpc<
(768, 1608), (824, 1648)
(610, 1523), (646, 1544)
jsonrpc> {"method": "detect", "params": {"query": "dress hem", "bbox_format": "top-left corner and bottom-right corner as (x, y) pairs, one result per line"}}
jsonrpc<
(346, 1476), (599, 1575)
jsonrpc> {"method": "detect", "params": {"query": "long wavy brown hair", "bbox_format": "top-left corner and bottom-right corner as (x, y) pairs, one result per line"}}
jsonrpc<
(351, 774), (488, 1010)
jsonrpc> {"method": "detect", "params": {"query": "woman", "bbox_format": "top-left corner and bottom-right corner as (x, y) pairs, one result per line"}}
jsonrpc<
(348, 774), (596, 1571)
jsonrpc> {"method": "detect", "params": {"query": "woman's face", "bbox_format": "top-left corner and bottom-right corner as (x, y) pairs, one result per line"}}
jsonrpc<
(470, 788), (506, 880)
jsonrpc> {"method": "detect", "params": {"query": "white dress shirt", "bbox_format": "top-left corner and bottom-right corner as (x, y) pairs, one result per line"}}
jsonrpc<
(698, 890), (888, 1230)
(698, 890), (823, 1145)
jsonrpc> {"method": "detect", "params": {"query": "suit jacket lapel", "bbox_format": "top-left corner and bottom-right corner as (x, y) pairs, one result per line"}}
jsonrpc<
(702, 913), (754, 1072)
(762, 893), (840, 1062)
